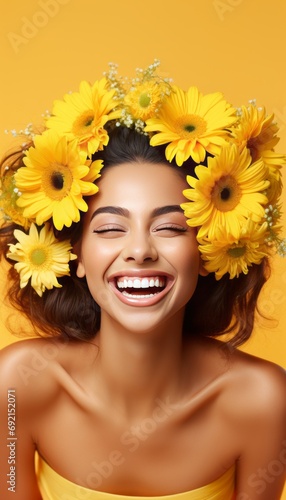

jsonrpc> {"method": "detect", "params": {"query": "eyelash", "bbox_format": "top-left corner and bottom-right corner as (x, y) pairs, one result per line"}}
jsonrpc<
(93, 227), (124, 234)
(93, 226), (187, 234)
(154, 226), (187, 233)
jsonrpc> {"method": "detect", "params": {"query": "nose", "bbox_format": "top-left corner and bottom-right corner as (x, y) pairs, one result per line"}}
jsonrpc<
(121, 231), (158, 264)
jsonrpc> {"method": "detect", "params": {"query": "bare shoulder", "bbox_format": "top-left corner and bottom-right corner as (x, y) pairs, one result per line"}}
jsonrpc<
(220, 344), (286, 429)
(0, 338), (65, 499)
(220, 348), (286, 498)
(230, 347), (285, 404)
(0, 337), (68, 404)
(190, 336), (286, 420)
(0, 336), (99, 403)
(0, 337), (62, 373)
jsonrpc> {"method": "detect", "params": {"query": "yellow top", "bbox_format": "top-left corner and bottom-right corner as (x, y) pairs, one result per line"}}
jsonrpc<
(36, 455), (235, 500)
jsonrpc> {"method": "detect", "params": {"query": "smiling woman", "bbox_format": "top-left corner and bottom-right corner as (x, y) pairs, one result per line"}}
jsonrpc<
(0, 62), (285, 500)
(75, 158), (202, 333)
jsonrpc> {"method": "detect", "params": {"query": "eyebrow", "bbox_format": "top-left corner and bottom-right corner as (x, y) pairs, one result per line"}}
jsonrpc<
(90, 205), (183, 221)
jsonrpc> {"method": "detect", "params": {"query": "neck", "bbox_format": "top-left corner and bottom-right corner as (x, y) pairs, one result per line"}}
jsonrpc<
(93, 312), (187, 420)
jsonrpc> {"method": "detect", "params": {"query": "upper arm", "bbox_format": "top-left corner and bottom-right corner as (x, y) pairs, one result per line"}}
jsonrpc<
(235, 363), (286, 499)
(0, 343), (42, 499)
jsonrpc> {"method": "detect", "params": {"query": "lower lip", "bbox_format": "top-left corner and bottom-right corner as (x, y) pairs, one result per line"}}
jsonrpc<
(109, 280), (173, 307)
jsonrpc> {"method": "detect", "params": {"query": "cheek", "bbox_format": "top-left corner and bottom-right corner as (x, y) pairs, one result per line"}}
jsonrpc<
(76, 239), (119, 279)
(178, 262), (200, 306)
(176, 243), (201, 293)
(178, 235), (200, 270)
(181, 252), (200, 285)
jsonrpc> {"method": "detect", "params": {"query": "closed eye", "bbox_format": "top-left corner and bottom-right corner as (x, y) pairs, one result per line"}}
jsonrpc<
(93, 225), (126, 236)
(153, 225), (187, 233)
(93, 228), (125, 233)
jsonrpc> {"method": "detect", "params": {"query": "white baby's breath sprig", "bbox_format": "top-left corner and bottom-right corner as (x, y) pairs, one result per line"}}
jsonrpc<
(277, 239), (286, 257)
(263, 204), (286, 256)
(5, 122), (36, 140)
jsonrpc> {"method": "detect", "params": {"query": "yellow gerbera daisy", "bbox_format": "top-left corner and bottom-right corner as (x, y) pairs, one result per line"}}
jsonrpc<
(7, 223), (77, 296)
(181, 144), (269, 240)
(199, 219), (268, 279)
(46, 78), (121, 156)
(0, 169), (30, 229)
(0, 200), (30, 229)
(233, 105), (285, 207)
(234, 104), (286, 166)
(145, 85), (237, 165)
(124, 80), (167, 121)
(266, 164), (283, 205)
(15, 130), (102, 230)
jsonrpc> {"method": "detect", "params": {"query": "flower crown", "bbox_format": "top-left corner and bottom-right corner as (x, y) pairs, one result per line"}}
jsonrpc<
(1, 60), (285, 296)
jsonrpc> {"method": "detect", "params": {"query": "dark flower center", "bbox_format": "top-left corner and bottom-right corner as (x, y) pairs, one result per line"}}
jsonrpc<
(184, 124), (196, 132)
(227, 246), (246, 258)
(51, 172), (64, 190)
(211, 175), (241, 212)
(85, 117), (94, 127)
(220, 187), (231, 200)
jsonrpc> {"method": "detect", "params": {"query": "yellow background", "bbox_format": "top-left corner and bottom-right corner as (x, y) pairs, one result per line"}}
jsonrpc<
(0, 0), (286, 497)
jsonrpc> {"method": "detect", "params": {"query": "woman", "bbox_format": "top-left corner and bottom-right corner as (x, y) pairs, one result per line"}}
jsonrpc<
(0, 62), (285, 499)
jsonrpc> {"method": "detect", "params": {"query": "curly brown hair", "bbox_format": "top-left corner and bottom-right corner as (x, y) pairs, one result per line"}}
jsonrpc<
(0, 127), (270, 347)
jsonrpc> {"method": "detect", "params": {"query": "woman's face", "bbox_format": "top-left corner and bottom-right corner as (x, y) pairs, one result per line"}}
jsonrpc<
(76, 161), (205, 334)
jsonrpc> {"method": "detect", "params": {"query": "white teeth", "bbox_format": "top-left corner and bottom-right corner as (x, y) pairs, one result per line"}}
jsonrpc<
(122, 291), (158, 299)
(133, 279), (141, 288)
(141, 278), (149, 288)
(116, 277), (165, 290)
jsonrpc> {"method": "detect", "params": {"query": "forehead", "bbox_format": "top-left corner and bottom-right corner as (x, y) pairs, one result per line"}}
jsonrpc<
(89, 161), (188, 209)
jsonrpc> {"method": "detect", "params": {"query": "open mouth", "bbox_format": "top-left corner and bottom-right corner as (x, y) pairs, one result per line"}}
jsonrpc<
(115, 276), (167, 299)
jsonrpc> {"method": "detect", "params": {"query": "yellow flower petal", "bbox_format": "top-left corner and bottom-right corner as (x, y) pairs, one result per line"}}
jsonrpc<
(145, 85), (236, 165)
(7, 223), (76, 296)
(181, 144), (269, 240)
(15, 129), (99, 229)
(199, 219), (268, 279)
(46, 78), (121, 156)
